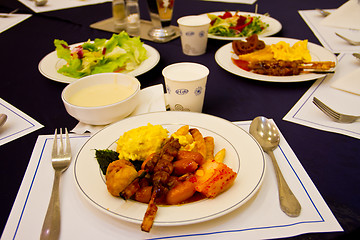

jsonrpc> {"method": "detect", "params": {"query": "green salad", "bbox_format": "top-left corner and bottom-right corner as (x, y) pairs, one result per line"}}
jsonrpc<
(207, 11), (269, 37)
(54, 31), (147, 78)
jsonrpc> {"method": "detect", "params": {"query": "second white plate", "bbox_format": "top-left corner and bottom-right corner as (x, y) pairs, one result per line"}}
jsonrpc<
(203, 11), (282, 40)
(215, 37), (338, 82)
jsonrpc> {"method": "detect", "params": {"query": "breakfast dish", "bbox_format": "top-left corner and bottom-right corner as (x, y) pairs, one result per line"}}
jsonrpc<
(38, 43), (160, 84)
(74, 112), (266, 227)
(98, 123), (237, 232)
(215, 37), (337, 82)
(231, 34), (335, 76)
(202, 11), (282, 40)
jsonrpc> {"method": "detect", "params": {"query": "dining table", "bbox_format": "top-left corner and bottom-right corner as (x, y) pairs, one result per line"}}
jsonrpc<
(1, 0), (359, 239)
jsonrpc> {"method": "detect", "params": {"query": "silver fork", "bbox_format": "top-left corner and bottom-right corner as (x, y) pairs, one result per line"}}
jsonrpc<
(40, 128), (71, 240)
(335, 33), (360, 46)
(313, 97), (360, 123)
(0, 8), (19, 18)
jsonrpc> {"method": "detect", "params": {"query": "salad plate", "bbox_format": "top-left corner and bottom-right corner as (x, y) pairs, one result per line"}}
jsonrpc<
(203, 11), (282, 40)
(38, 43), (160, 84)
(215, 37), (337, 82)
(74, 111), (266, 226)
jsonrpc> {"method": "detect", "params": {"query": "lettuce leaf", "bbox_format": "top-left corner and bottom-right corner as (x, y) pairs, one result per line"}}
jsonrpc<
(54, 39), (71, 62)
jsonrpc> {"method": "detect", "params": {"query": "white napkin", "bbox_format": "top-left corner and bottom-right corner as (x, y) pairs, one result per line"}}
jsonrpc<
(299, 9), (360, 53)
(18, 0), (111, 13)
(331, 68), (360, 95)
(71, 84), (166, 134)
(1, 121), (342, 240)
(200, 0), (256, 4)
(284, 53), (360, 139)
(0, 13), (32, 34)
(0, 98), (43, 146)
(320, 0), (360, 30)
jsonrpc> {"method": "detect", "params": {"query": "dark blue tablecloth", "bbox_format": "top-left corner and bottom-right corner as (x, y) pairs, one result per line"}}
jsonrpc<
(1, 0), (359, 239)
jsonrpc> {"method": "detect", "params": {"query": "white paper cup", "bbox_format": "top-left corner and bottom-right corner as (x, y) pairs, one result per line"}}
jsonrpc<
(162, 62), (209, 112)
(177, 15), (211, 56)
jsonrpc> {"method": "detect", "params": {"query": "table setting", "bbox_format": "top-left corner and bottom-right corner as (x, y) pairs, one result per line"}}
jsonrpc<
(0, 9), (31, 33)
(299, 0), (360, 53)
(201, 0), (257, 4)
(17, 0), (111, 13)
(1, 0), (360, 239)
(0, 98), (43, 146)
(1, 118), (342, 239)
(284, 53), (360, 139)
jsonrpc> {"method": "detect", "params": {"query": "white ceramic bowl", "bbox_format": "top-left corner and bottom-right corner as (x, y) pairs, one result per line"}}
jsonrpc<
(62, 73), (140, 125)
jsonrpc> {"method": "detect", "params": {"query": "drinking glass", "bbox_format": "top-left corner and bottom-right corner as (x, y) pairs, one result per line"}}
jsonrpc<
(146, 0), (175, 41)
(113, 0), (126, 31)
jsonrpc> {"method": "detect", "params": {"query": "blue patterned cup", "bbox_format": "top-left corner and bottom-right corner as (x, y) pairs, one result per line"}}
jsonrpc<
(162, 62), (209, 112)
(177, 15), (211, 56)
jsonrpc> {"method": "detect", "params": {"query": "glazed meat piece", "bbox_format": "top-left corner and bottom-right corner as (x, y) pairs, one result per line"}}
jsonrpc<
(248, 60), (303, 76)
(141, 137), (181, 232)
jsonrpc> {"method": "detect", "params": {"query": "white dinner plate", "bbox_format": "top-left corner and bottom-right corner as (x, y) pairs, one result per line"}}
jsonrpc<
(215, 37), (338, 82)
(38, 43), (160, 84)
(203, 11), (282, 40)
(74, 111), (266, 226)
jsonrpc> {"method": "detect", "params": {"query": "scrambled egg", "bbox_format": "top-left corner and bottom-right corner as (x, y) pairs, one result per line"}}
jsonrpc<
(171, 132), (196, 151)
(237, 40), (311, 62)
(270, 40), (311, 62)
(116, 123), (169, 161)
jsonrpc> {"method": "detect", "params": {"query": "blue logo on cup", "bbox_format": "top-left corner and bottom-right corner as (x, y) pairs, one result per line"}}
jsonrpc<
(176, 89), (189, 95)
(199, 31), (205, 38)
(194, 87), (202, 96)
(166, 85), (171, 94)
(186, 31), (195, 36)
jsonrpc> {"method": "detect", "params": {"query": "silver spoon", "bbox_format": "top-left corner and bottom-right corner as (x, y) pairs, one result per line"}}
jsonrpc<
(0, 114), (7, 128)
(35, 0), (47, 7)
(249, 116), (301, 217)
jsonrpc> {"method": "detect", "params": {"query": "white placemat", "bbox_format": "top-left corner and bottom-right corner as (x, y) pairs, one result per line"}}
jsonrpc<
(283, 53), (360, 139)
(299, 9), (360, 53)
(0, 13), (32, 34)
(1, 120), (342, 240)
(0, 98), (43, 146)
(18, 0), (111, 13)
(320, 0), (360, 30)
(200, 0), (257, 4)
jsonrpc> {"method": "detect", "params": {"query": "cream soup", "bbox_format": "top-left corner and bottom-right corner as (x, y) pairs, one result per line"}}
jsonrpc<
(68, 83), (134, 107)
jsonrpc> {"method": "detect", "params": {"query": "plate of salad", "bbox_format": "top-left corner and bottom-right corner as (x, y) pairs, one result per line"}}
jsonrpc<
(203, 11), (282, 40)
(38, 32), (160, 84)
